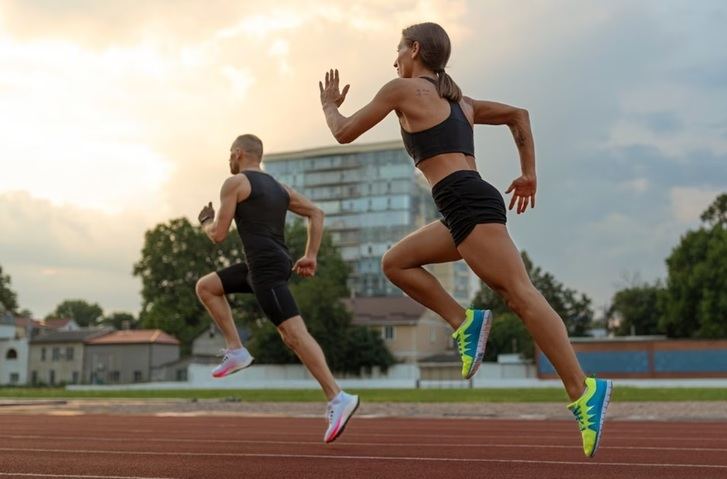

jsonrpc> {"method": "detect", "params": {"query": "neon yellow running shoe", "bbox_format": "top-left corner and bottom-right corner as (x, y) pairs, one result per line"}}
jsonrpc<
(451, 309), (492, 379)
(568, 377), (614, 457)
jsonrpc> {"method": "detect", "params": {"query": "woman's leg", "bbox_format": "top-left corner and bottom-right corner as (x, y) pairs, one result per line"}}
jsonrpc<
(381, 220), (467, 330)
(195, 273), (243, 350)
(277, 316), (340, 401)
(457, 223), (587, 400)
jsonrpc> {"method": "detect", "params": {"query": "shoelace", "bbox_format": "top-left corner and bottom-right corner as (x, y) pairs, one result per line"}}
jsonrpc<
(326, 405), (334, 424)
(217, 348), (230, 361)
(454, 330), (468, 357)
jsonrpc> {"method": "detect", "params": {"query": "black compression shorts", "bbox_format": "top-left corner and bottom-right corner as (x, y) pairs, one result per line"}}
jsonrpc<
(216, 262), (300, 326)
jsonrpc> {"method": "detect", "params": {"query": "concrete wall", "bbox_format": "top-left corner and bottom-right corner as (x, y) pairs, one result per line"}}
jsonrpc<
(537, 339), (727, 379)
(68, 362), (543, 390)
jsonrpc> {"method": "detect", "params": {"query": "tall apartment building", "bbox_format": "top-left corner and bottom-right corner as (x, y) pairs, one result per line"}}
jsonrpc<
(264, 140), (474, 304)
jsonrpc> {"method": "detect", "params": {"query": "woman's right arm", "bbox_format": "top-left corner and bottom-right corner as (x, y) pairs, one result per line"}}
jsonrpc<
(320, 69), (404, 144)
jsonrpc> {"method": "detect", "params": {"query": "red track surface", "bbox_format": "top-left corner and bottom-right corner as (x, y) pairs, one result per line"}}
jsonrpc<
(1, 414), (726, 479)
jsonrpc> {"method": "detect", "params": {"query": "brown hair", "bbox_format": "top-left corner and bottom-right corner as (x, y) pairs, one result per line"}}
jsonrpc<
(402, 22), (462, 102)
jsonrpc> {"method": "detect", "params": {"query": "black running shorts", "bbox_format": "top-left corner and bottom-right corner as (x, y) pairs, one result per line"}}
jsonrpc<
(432, 170), (507, 246)
(216, 262), (300, 326)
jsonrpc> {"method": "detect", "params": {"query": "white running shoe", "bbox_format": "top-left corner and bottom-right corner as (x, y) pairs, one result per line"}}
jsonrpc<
(212, 347), (254, 378)
(324, 391), (359, 443)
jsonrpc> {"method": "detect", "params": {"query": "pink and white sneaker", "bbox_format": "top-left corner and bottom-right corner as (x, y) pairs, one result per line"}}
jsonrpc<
(323, 391), (359, 443)
(212, 347), (254, 378)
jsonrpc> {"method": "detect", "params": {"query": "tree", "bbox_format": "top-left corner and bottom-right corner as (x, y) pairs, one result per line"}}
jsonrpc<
(484, 313), (534, 361)
(700, 193), (727, 228)
(133, 217), (394, 373)
(48, 299), (104, 327)
(133, 218), (244, 352)
(246, 220), (394, 374)
(0, 265), (18, 313)
(101, 312), (138, 330)
(607, 282), (665, 336)
(660, 193), (727, 338)
(471, 251), (594, 339)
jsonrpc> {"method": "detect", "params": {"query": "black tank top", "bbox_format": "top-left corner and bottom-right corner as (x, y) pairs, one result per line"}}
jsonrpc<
(234, 171), (291, 269)
(400, 77), (475, 165)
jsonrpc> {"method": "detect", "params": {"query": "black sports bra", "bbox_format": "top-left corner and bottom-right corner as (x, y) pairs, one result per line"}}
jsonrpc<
(400, 77), (475, 165)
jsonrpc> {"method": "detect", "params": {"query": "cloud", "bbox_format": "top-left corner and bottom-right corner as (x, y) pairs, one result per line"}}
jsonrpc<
(670, 185), (725, 224)
(1, 0), (726, 317)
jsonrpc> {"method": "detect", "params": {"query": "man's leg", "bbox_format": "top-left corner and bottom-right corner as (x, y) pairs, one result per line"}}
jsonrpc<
(195, 272), (243, 349)
(277, 316), (340, 400)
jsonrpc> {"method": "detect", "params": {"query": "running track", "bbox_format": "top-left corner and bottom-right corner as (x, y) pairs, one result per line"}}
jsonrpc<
(1, 415), (726, 478)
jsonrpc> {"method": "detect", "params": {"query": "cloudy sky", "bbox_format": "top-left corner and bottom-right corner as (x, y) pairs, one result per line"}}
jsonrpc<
(1, 0), (725, 319)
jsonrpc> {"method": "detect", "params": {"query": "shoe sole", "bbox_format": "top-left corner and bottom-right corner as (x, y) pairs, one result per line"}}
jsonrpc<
(325, 396), (360, 444)
(213, 358), (255, 378)
(464, 310), (492, 380)
(590, 380), (613, 458)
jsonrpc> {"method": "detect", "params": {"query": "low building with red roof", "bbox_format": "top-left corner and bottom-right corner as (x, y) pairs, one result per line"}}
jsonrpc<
(83, 329), (180, 384)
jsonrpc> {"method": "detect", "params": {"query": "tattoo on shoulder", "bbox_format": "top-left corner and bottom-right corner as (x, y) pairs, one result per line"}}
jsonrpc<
(415, 88), (431, 97)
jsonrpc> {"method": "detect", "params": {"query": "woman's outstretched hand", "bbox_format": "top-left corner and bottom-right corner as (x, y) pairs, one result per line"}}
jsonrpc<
(319, 68), (350, 108)
(505, 175), (537, 214)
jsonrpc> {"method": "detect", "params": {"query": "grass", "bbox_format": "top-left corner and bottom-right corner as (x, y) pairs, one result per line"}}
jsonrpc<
(1, 387), (726, 402)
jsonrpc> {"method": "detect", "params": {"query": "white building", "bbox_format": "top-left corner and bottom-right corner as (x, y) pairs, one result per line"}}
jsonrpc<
(0, 312), (30, 385)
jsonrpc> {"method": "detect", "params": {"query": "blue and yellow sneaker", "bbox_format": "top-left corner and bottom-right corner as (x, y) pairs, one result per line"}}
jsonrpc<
(568, 377), (613, 457)
(452, 309), (492, 379)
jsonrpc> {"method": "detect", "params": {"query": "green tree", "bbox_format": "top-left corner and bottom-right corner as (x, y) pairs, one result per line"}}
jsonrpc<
(133, 218), (244, 352)
(484, 313), (534, 360)
(48, 299), (104, 327)
(134, 217), (394, 373)
(101, 312), (138, 330)
(607, 282), (666, 336)
(0, 265), (18, 313)
(471, 251), (594, 339)
(247, 220), (394, 374)
(661, 194), (727, 338)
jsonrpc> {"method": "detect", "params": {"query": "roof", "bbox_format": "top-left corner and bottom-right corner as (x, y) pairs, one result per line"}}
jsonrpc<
(343, 296), (427, 326)
(264, 140), (405, 162)
(15, 316), (43, 329)
(30, 328), (112, 344)
(85, 329), (180, 346)
(42, 318), (73, 329)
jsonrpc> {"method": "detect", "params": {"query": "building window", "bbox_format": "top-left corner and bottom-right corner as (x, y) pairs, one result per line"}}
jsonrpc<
(41, 348), (46, 361)
(66, 347), (74, 361)
(52, 347), (60, 361)
(176, 369), (187, 381)
(384, 326), (395, 340)
(9, 373), (19, 384)
(109, 371), (120, 383)
(49, 370), (56, 386)
(133, 371), (143, 383)
(5, 349), (17, 360)
(72, 372), (79, 384)
(31, 371), (38, 385)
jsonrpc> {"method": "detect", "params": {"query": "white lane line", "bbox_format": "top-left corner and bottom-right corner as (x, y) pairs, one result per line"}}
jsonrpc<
(0, 473), (176, 479)
(0, 447), (725, 469)
(3, 434), (727, 453)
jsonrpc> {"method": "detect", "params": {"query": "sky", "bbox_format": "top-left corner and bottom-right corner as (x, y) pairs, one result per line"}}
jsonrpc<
(0, 0), (725, 319)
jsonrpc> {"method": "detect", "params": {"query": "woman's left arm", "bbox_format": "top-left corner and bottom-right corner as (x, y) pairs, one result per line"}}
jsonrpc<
(320, 69), (403, 144)
(464, 97), (536, 214)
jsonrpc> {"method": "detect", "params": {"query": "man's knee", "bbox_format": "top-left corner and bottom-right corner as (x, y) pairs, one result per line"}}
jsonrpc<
(277, 318), (306, 350)
(195, 274), (220, 300)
